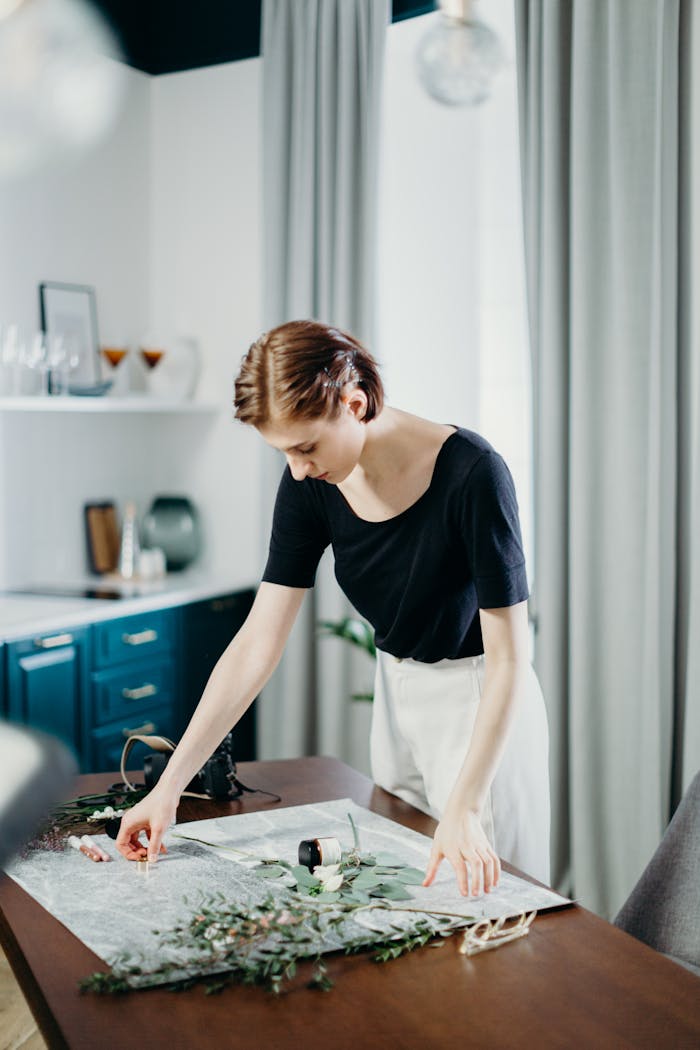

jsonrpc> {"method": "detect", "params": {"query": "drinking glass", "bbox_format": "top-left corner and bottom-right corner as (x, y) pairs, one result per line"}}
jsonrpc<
(50, 336), (81, 395)
(139, 340), (166, 374)
(101, 342), (130, 395)
(25, 332), (50, 396)
(0, 323), (23, 396)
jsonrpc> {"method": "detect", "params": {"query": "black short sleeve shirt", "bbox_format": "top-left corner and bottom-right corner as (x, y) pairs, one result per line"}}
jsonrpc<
(262, 427), (529, 661)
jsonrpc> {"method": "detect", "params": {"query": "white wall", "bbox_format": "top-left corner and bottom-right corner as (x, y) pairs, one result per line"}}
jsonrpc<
(149, 59), (264, 578)
(476, 0), (533, 570)
(379, 6), (531, 568)
(0, 59), (262, 589)
(377, 13), (481, 428)
(0, 62), (151, 346)
(0, 62), (157, 588)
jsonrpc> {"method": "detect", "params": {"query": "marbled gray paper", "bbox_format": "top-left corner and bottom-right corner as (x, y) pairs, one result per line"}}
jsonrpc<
(5, 799), (570, 987)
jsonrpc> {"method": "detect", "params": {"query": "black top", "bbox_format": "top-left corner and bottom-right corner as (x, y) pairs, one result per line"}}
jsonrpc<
(262, 427), (529, 662)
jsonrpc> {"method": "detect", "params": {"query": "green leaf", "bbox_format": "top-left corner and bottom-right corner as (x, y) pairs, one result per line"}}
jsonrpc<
(359, 854), (376, 866)
(291, 865), (319, 888)
(396, 867), (426, 884)
(371, 882), (413, 902)
(346, 889), (371, 905)
(257, 865), (287, 879)
(350, 871), (383, 890)
(320, 891), (341, 903)
(317, 617), (376, 659)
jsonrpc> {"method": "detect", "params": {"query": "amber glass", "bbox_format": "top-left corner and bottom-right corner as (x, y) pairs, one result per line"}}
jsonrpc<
(101, 347), (128, 368)
(140, 348), (165, 370)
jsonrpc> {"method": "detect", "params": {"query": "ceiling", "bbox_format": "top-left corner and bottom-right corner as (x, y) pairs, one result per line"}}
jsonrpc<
(90, 1), (436, 76)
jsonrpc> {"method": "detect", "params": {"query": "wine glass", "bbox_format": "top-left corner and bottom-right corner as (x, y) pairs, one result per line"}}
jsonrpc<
(139, 341), (166, 373)
(49, 336), (81, 395)
(25, 332), (50, 396)
(100, 341), (130, 395)
(139, 336), (168, 398)
(0, 323), (23, 396)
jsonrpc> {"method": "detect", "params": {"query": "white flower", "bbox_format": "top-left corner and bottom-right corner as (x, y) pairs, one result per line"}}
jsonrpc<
(313, 864), (343, 893)
(87, 806), (126, 821)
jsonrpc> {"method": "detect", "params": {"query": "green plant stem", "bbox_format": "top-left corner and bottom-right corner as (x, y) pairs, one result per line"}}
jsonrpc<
(171, 832), (278, 863)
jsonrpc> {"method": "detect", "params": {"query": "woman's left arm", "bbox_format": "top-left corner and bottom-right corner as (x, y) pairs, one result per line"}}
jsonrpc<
(422, 599), (530, 897)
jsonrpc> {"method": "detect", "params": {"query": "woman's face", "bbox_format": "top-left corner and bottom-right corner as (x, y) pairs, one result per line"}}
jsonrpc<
(257, 394), (366, 485)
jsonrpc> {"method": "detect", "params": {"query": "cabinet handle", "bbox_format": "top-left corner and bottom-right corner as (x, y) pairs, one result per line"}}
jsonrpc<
(34, 632), (74, 649)
(121, 683), (158, 701)
(122, 629), (158, 646)
(122, 721), (156, 738)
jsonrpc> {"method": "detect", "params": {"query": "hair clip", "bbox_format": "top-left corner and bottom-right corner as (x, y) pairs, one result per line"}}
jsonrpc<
(322, 354), (359, 388)
(322, 366), (343, 389)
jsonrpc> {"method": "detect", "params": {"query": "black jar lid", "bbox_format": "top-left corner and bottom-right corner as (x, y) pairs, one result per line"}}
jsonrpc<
(298, 839), (321, 870)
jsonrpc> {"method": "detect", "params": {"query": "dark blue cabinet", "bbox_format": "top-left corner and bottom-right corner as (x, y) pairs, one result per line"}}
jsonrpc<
(6, 627), (89, 763)
(88, 607), (178, 773)
(179, 589), (256, 759)
(2, 589), (255, 773)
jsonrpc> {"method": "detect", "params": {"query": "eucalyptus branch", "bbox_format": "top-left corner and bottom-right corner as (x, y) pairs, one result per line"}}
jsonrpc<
(80, 816), (475, 997)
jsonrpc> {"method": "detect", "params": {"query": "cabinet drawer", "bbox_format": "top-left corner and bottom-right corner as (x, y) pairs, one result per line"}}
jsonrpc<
(92, 610), (173, 669)
(89, 705), (178, 773)
(6, 627), (89, 760)
(91, 658), (175, 727)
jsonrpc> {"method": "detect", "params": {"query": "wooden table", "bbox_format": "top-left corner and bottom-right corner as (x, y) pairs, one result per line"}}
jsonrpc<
(1, 756), (698, 1050)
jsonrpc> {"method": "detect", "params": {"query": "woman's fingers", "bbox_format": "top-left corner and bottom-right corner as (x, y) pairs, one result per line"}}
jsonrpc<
(445, 848), (502, 897)
(116, 814), (144, 860)
(115, 792), (175, 863)
(482, 848), (497, 890)
(145, 826), (168, 863)
(422, 843), (445, 887)
(447, 852), (471, 896)
(493, 851), (502, 885)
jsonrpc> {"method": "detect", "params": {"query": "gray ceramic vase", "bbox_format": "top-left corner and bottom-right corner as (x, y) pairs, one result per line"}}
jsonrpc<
(142, 495), (201, 571)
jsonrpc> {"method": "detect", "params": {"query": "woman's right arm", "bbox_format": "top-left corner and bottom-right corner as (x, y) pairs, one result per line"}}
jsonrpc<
(115, 582), (306, 862)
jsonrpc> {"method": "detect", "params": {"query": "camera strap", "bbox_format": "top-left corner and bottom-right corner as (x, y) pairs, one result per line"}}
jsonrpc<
(120, 734), (211, 799)
(119, 734), (281, 804)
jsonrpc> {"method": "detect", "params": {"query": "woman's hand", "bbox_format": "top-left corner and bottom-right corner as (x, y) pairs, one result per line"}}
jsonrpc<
(115, 785), (178, 862)
(422, 805), (501, 897)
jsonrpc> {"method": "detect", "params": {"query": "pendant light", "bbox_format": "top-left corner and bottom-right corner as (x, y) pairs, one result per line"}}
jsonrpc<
(416, 0), (503, 107)
(0, 0), (125, 179)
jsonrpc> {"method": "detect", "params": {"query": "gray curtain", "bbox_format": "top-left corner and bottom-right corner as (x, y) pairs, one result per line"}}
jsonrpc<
(257, 0), (388, 764)
(515, 0), (700, 917)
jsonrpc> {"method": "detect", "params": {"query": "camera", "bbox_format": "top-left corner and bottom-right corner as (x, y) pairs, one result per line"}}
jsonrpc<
(143, 732), (242, 801)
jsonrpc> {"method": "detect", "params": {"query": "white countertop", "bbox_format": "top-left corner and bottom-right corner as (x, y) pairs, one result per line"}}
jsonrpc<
(0, 571), (256, 642)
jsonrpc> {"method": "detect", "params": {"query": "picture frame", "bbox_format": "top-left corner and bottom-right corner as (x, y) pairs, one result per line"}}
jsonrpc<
(39, 282), (101, 386)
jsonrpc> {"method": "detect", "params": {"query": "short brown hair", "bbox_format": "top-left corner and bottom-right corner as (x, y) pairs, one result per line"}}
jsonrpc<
(234, 319), (384, 426)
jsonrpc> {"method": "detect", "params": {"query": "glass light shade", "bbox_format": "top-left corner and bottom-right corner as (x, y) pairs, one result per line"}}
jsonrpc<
(0, 0), (125, 179)
(416, 12), (503, 107)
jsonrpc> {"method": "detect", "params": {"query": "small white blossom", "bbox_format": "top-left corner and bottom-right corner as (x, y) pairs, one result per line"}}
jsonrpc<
(313, 864), (343, 892)
(87, 806), (126, 822)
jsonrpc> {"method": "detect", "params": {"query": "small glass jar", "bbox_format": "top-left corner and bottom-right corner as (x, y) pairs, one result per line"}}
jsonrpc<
(298, 836), (342, 870)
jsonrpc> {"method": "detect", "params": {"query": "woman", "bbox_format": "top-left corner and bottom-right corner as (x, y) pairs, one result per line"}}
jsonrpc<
(116, 320), (550, 896)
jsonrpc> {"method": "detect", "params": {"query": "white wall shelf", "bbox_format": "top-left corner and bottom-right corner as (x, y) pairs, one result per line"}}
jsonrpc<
(0, 397), (221, 414)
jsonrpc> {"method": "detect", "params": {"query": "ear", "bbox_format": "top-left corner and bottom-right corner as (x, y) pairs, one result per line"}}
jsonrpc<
(343, 388), (367, 421)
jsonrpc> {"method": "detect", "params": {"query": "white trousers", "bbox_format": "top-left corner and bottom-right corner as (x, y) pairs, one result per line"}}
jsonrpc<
(370, 650), (551, 886)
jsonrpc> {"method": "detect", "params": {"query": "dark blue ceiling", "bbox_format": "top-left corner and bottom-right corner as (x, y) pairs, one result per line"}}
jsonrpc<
(91, 1), (437, 76)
